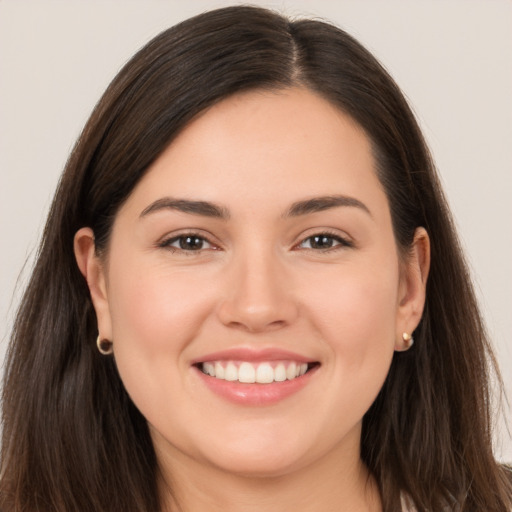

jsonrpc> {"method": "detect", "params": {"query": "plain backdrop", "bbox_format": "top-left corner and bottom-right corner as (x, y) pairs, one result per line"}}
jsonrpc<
(1, 0), (511, 460)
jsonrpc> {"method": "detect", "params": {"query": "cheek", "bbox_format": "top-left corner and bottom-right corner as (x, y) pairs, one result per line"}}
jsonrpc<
(306, 266), (399, 423)
(104, 256), (217, 412)
(300, 258), (400, 391)
(108, 262), (214, 353)
(306, 265), (398, 341)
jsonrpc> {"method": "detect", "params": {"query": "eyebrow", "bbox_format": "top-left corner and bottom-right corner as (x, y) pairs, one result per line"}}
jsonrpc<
(140, 194), (371, 220)
(283, 195), (371, 218)
(140, 197), (230, 219)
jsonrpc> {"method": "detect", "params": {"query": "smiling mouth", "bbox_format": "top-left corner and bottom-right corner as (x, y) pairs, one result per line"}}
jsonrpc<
(197, 361), (318, 384)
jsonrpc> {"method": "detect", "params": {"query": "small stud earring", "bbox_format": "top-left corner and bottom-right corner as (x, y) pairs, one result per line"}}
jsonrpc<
(96, 335), (113, 355)
(402, 332), (414, 349)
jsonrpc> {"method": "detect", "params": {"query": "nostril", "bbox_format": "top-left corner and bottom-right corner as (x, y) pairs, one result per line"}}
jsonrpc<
(224, 318), (288, 334)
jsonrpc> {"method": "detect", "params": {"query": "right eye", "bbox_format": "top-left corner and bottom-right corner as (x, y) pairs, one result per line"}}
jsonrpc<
(159, 233), (215, 252)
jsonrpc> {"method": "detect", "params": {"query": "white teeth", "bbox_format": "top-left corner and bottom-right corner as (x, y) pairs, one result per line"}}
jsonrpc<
(238, 362), (256, 383)
(225, 362), (238, 381)
(274, 363), (287, 382)
(214, 362), (225, 379)
(200, 360), (311, 384)
(203, 362), (215, 376)
(256, 363), (274, 384)
(286, 362), (297, 380)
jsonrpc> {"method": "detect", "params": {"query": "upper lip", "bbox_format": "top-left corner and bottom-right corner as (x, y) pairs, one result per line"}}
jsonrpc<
(191, 347), (316, 365)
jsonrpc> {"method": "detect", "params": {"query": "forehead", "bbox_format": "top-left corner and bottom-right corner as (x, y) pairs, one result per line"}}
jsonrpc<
(120, 87), (387, 219)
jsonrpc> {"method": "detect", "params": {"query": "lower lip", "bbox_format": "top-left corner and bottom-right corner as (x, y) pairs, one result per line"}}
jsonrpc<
(194, 366), (318, 406)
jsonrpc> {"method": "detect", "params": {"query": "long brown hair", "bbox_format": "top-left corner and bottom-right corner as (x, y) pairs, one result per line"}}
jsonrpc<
(1, 6), (510, 511)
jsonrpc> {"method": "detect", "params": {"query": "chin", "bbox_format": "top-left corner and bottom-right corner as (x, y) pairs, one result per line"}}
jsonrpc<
(208, 449), (307, 479)
(195, 428), (317, 479)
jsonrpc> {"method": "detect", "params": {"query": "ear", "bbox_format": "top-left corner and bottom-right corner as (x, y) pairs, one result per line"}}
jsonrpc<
(395, 227), (430, 351)
(74, 227), (113, 341)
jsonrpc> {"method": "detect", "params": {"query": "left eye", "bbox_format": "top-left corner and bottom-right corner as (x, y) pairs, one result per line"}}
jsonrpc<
(162, 234), (213, 251)
(298, 234), (350, 250)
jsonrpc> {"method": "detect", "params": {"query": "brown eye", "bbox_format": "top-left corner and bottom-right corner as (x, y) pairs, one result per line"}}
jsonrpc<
(178, 235), (205, 250)
(161, 234), (214, 252)
(309, 235), (335, 249)
(299, 234), (352, 250)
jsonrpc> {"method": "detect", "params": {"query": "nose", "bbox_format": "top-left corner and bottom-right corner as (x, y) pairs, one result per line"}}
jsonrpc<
(216, 247), (299, 333)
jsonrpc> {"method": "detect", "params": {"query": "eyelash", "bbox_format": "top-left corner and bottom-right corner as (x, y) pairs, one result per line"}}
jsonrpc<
(158, 230), (353, 254)
(295, 231), (353, 252)
(158, 232), (217, 254)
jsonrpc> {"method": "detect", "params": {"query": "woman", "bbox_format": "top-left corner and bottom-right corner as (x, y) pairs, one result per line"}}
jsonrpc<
(1, 6), (510, 511)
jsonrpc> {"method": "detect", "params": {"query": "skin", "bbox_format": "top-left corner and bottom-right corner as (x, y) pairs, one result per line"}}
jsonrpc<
(75, 87), (429, 512)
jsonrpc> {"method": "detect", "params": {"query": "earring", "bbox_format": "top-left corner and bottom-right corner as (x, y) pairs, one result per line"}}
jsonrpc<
(402, 332), (414, 349)
(96, 335), (113, 355)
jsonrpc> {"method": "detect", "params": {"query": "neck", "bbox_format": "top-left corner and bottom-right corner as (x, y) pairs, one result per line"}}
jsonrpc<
(156, 435), (382, 512)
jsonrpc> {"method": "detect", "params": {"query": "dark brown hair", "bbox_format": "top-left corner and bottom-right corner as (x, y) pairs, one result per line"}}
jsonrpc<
(1, 6), (510, 511)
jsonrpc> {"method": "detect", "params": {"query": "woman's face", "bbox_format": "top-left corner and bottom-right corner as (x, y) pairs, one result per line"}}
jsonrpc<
(79, 87), (427, 478)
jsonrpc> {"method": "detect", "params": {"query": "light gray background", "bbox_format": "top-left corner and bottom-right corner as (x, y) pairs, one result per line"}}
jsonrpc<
(1, 0), (511, 460)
